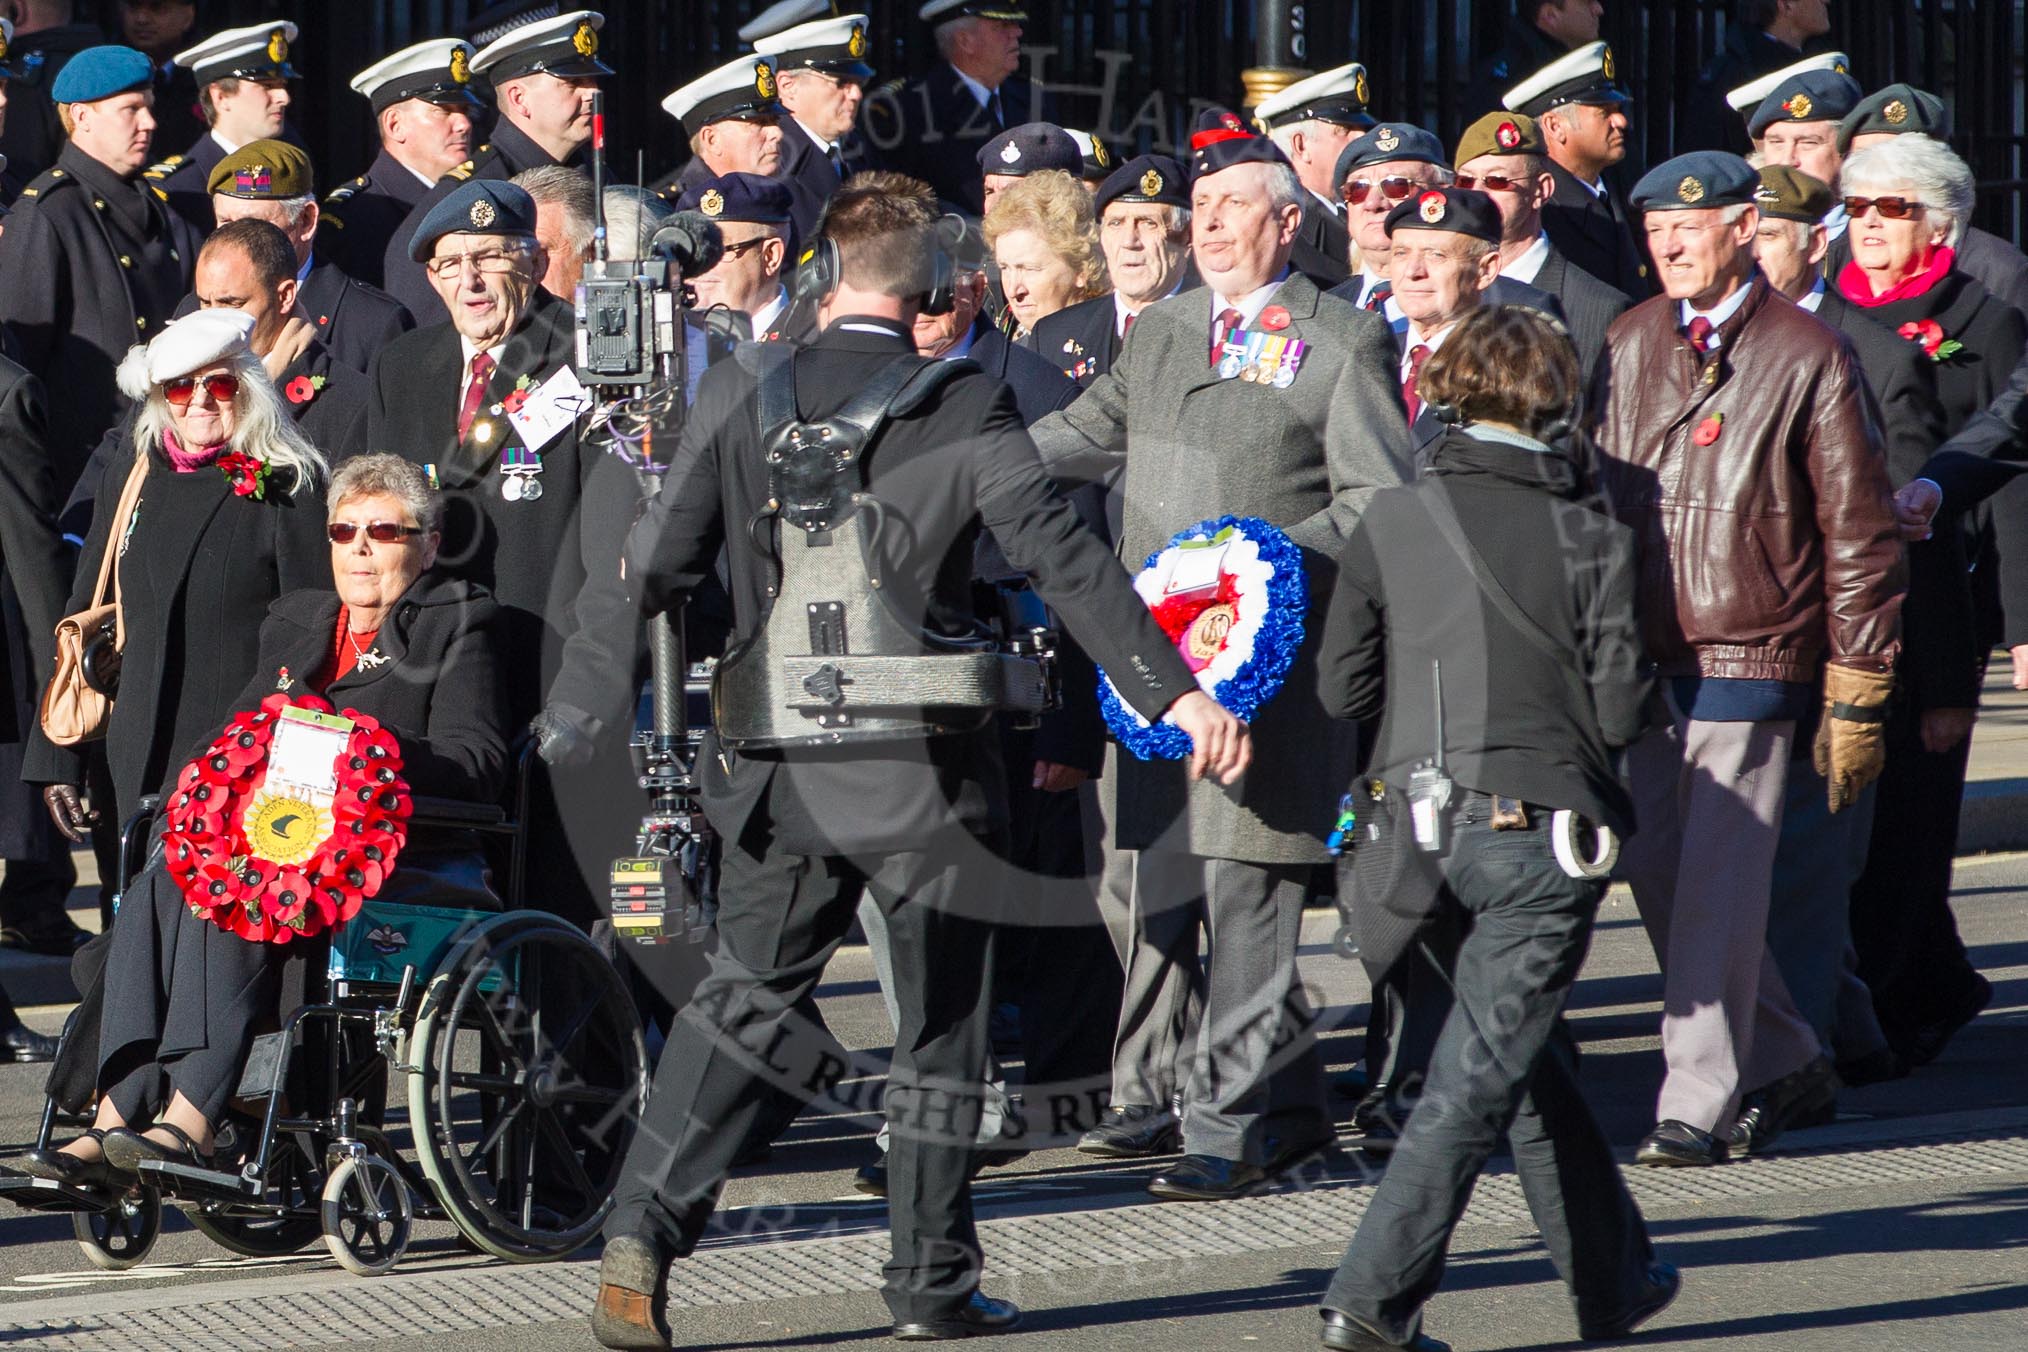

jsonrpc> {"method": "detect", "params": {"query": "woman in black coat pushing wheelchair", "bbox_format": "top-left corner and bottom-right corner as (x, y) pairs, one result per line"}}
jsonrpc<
(7, 453), (507, 1185)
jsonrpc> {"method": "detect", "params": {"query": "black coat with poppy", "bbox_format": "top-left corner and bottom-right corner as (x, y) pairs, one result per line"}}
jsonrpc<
(1826, 226), (2028, 325)
(0, 143), (202, 495)
(20, 441), (329, 822)
(299, 260), (415, 376)
(317, 147), (441, 291)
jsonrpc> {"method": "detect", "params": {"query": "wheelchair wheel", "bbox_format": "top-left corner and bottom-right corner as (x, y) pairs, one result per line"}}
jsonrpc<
(74, 1185), (161, 1271)
(321, 1155), (412, 1276)
(191, 1131), (325, 1257)
(408, 912), (648, 1263)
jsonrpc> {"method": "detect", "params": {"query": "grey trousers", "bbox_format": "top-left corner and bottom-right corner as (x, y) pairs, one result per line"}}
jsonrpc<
(1136, 847), (1328, 1164)
(1618, 704), (1820, 1132)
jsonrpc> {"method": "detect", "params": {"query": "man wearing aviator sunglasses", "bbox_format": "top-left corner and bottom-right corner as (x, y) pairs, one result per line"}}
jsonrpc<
(1452, 110), (1631, 376)
(1330, 122), (1451, 315)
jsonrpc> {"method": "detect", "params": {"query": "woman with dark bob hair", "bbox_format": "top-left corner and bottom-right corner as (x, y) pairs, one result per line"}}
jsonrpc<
(8, 454), (507, 1184)
(1313, 307), (1677, 1347)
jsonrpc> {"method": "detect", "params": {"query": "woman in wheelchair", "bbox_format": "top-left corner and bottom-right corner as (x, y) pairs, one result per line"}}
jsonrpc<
(9, 454), (508, 1186)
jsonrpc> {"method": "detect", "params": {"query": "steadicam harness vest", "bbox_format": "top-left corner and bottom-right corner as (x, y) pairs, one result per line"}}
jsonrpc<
(709, 344), (1052, 750)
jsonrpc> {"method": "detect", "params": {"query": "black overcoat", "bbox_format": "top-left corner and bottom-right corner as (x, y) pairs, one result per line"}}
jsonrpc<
(316, 146), (438, 290)
(1291, 194), (1351, 286)
(1541, 160), (1648, 301)
(297, 261), (413, 376)
(142, 130), (228, 236)
(1531, 240), (1633, 382)
(0, 353), (69, 857)
(861, 63), (1040, 217)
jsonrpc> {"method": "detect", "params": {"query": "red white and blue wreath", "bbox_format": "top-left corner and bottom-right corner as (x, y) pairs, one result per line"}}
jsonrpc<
(1098, 515), (1307, 760)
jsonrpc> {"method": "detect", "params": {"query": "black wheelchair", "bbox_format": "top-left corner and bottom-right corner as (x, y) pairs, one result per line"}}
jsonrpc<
(0, 748), (651, 1276)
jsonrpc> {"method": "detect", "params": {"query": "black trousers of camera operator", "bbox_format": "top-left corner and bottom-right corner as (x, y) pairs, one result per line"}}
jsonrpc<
(606, 827), (998, 1324)
(1325, 794), (1654, 1342)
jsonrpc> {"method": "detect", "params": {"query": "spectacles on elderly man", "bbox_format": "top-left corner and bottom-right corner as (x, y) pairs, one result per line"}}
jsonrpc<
(163, 373), (239, 406)
(327, 521), (425, 545)
(1340, 176), (1419, 207)
(425, 246), (532, 278)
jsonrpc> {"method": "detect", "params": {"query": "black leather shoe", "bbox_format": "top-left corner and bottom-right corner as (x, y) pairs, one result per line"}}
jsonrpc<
(1147, 1153), (1269, 1202)
(1726, 1056), (1838, 1156)
(1267, 1131), (1336, 1177)
(101, 1124), (214, 1175)
(1835, 1046), (1909, 1087)
(0, 919), (91, 957)
(0, 1023), (59, 1063)
(1320, 1308), (1450, 1351)
(893, 1290), (1021, 1340)
(8, 1129), (112, 1187)
(1349, 1091), (1405, 1154)
(1076, 1104), (1180, 1158)
(1896, 974), (1992, 1067)
(1635, 1120), (1726, 1167)
(590, 1235), (672, 1350)
(1579, 1260), (1681, 1341)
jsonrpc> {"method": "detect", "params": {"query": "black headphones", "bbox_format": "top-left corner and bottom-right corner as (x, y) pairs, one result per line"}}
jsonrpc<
(790, 214), (960, 316)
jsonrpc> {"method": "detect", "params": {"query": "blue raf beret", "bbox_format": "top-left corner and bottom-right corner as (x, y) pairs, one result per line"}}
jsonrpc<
(409, 179), (540, 261)
(678, 170), (793, 226)
(50, 45), (153, 104)
(1630, 151), (1759, 212)
(977, 121), (1081, 178)
(1334, 123), (1447, 186)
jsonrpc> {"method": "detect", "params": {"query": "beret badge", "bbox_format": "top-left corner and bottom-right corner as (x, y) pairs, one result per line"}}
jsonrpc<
(1218, 111), (1245, 132)
(234, 166), (272, 195)
(1495, 120), (1521, 150)
(699, 189), (725, 218)
(849, 24), (868, 58)
(450, 47), (470, 84)
(574, 22), (599, 57)
(1753, 183), (1780, 206)
(267, 29), (289, 64)
(469, 198), (497, 229)
(999, 139), (1021, 164)
(1783, 92), (1813, 120)
(1375, 127), (1399, 153)
(1418, 190), (1446, 224)
(1883, 98), (1909, 125)
(1140, 167), (1164, 196)
(1677, 175), (1705, 204)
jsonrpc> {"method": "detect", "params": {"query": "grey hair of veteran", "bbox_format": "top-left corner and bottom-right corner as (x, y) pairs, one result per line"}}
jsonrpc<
(1840, 135), (1975, 249)
(127, 348), (326, 494)
(328, 453), (443, 536)
(600, 185), (674, 263)
(512, 163), (598, 258)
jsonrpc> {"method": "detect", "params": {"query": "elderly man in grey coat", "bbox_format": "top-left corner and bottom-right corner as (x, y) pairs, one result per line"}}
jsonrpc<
(1032, 108), (1414, 1200)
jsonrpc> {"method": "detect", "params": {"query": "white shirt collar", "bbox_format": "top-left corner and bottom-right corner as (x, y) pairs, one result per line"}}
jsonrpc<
(951, 64), (996, 109)
(1211, 267), (1291, 331)
(1113, 277), (1184, 336)
(1797, 277), (1827, 313)
(1400, 319), (1457, 375)
(210, 129), (242, 157)
(1502, 233), (1552, 285)
(749, 286), (789, 337)
(793, 116), (835, 157)
(1308, 186), (1342, 219)
(1577, 176), (1606, 198)
(1679, 280), (1752, 348)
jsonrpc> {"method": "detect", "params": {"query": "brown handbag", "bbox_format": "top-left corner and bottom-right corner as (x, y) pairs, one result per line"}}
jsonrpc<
(38, 452), (150, 746)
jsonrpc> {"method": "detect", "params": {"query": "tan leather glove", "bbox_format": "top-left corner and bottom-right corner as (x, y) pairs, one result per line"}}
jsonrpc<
(1812, 665), (1895, 812)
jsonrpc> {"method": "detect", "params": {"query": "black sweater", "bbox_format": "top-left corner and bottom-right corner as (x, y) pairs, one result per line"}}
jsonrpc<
(1317, 428), (1652, 835)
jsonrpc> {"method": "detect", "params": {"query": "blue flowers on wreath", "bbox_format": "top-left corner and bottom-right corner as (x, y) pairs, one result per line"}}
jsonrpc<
(1097, 515), (1308, 761)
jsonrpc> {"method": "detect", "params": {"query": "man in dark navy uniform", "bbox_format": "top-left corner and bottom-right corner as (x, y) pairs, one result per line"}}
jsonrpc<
(382, 9), (609, 323)
(317, 39), (481, 289)
(1031, 154), (1194, 388)
(1466, 0), (1601, 122)
(0, 43), (197, 493)
(1504, 40), (1649, 297)
(0, 7), (108, 189)
(657, 52), (785, 206)
(752, 9), (879, 242)
(1255, 63), (1374, 285)
(863, 0), (1039, 217)
(207, 140), (412, 376)
(142, 19), (297, 234)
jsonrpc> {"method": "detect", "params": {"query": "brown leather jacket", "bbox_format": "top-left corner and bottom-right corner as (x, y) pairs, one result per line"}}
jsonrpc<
(1589, 276), (1905, 683)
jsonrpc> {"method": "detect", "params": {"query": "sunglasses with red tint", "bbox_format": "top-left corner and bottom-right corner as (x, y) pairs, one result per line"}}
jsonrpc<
(1453, 172), (1530, 193)
(1842, 195), (1927, 220)
(326, 521), (425, 545)
(163, 373), (240, 406)
(1340, 176), (1418, 206)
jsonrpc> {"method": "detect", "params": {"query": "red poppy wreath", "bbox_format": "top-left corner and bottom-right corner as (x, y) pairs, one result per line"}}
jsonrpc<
(160, 693), (412, 944)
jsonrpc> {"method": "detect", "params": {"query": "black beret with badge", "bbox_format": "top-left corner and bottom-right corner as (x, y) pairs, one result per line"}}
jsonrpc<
(1095, 153), (1187, 213)
(1630, 151), (1759, 213)
(1747, 69), (1863, 138)
(1502, 40), (1630, 116)
(1384, 187), (1502, 243)
(1333, 122), (1446, 187)
(1187, 107), (1289, 181)
(173, 20), (298, 87)
(1753, 165), (1834, 224)
(1838, 83), (1951, 154)
(471, 8), (611, 83)
(976, 121), (1082, 178)
(409, 179), (540, 261)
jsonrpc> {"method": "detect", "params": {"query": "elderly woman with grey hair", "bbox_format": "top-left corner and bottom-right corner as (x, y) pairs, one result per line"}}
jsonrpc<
(23, 309), (329, 853)
(8, 453), (507, 1186)
(1834, 134), (2027, 1073)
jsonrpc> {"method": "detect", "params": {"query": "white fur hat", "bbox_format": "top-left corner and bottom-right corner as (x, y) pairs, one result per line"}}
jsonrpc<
(116, 309), (256, 400)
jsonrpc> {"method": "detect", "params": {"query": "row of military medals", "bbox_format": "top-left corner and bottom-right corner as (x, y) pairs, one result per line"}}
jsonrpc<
(1217, 331), (1307, 388)
(467, 410), (545, 501)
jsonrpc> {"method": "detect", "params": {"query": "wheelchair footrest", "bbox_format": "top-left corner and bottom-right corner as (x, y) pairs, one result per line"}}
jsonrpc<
(0, 1175), (116, 1214)
(136, 1159), (258, 1203)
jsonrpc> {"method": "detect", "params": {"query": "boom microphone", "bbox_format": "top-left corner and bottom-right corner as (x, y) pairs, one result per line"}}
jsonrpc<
(650, 212), (725, 277)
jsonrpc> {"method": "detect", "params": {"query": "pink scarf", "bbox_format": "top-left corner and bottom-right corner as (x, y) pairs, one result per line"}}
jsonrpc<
(161, 427), (226, 473)
(1838, 245), (1956, 308)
